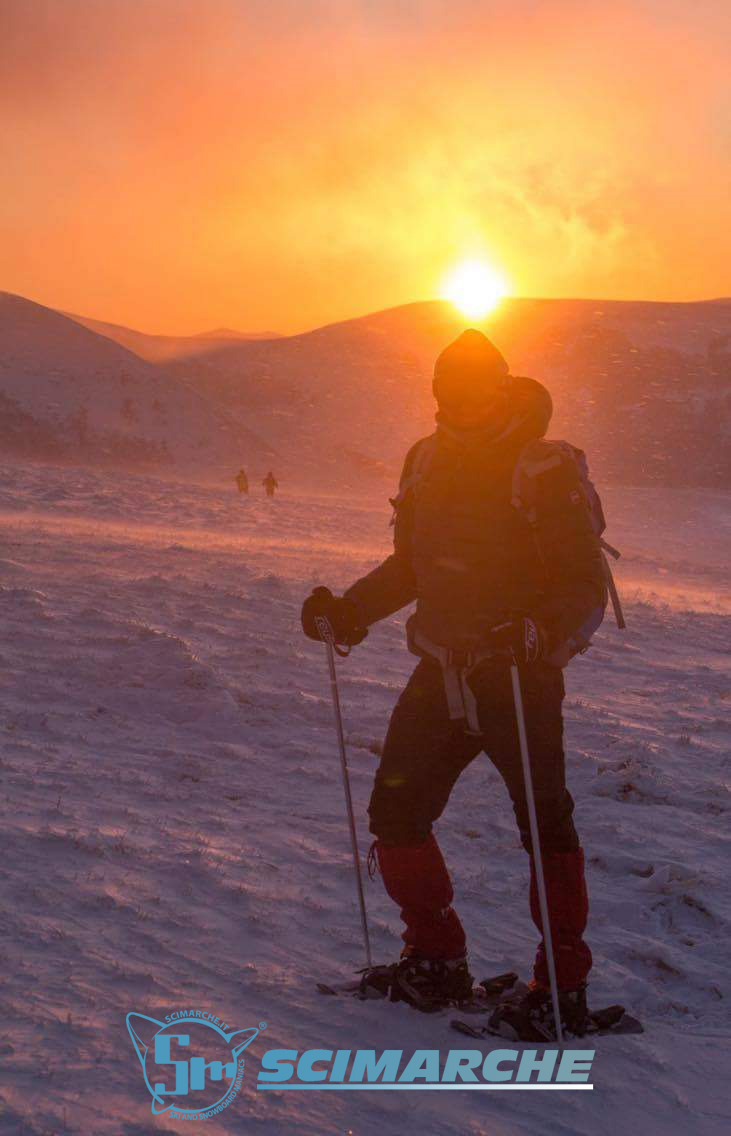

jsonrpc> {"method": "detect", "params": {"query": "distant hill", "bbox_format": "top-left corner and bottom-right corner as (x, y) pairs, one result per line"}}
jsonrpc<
(1, 290), (728, 489)
(163, 297), (731, 488)
(192, 326), (282, 341)
(63, 312), (282, 362)
(0, 292), (274, 475)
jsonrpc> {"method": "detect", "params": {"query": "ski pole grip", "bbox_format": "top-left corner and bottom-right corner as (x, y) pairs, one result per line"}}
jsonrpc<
(314, 614), (335, 645)
(314, 615), (351, 657)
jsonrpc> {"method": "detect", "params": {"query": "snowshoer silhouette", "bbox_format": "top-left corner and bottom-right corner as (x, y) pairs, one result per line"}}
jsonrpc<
(235, 469), (249, 494)
(262, 472), (278, 497)
(301, 329), (610, 1038)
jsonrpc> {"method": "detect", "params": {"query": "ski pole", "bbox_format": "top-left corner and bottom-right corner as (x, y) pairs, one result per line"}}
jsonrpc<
(510, 659), (564, 1047)
(314, 614), (372, 969)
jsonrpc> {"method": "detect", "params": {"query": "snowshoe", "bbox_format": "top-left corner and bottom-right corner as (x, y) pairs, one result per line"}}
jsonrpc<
(486, 983), (589, 1041)
(451, 977), (644, 1040)
(388, 955), (474, 1011)
(317, 967), (520, 1015)
(318, 955), (475, 1012)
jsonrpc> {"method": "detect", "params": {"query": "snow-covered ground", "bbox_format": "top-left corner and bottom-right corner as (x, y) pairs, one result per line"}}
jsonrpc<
(0, 459), (728, 1135)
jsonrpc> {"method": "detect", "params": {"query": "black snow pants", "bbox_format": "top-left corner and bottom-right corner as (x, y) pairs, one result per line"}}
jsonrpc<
(369, 657), (577, 851)
(368, 657), (591, 987)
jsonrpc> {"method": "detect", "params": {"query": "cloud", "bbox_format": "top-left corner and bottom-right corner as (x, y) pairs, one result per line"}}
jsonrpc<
(0, 0), (728, 330)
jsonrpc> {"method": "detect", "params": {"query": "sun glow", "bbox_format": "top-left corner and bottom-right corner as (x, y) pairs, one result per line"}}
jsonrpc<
(441, 259), (508, 320)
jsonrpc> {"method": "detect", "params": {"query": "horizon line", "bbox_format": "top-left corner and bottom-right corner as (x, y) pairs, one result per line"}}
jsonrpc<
(2, 287), (729, 344)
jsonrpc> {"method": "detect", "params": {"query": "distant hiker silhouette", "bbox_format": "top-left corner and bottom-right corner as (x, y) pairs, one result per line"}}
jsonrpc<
(262, 472), (278, 498)
(235, 468), (249, 494)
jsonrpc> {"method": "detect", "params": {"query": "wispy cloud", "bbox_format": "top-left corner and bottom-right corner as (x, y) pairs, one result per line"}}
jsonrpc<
(1, 0), (728, 330)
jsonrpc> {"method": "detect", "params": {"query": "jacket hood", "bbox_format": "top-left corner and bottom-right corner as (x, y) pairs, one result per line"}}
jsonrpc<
(505, 374), (553, 441)
(435, 374), (553, 451)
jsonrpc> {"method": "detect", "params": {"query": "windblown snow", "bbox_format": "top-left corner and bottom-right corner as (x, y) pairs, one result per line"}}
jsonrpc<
(0, 460), (728, 1135)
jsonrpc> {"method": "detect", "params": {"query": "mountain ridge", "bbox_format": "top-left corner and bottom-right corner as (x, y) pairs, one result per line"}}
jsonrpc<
(62, 310), (282, 362)
(1, 288), (728, 488)
(160, 296), (731, 488)
(0, 291), (274, 476)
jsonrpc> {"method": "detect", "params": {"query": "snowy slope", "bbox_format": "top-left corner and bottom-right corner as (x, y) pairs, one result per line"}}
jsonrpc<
(167, 298), (731, 489)
(5, 291), (728, 490)
(0, 459), (728, 1134)
(0, 292), (274, 476)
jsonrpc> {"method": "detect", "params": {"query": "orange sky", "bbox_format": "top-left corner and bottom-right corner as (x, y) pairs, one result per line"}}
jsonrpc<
(2, 0), (729, 334)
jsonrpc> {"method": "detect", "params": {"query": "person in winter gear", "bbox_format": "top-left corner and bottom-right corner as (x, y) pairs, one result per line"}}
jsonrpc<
(302, 329), (605, 1008)
(263, 471), (278, 497)
(235, 468), (249, 494)
(301, 586), (368, 647)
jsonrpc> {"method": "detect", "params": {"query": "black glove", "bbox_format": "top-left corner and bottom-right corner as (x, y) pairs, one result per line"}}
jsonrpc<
(486, 615), (545, 663)
(301, 586), (368, 646)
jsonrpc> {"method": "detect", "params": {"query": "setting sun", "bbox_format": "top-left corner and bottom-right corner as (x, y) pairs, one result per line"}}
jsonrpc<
(441, 259), (508, 320)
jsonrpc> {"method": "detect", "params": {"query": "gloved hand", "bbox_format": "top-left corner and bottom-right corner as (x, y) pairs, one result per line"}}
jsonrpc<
(486, 615), (545, 663)
(301, 586), (368, 646)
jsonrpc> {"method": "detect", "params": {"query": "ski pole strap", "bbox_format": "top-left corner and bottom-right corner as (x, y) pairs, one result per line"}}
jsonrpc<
(366, 840), (380, 880)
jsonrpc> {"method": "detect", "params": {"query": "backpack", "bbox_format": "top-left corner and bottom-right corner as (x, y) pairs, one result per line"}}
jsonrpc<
(510, 438), (625, 660)
(390, 433), (625, 663)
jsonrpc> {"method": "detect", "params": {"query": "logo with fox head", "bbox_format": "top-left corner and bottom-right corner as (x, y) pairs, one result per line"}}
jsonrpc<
(126, 1012), (265, 1117)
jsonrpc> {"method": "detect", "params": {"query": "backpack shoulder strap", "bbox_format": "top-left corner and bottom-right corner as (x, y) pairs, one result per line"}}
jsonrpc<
(389, 434), (437, 523)
(406, 433), (438, 485)
(510, 438), (566, 524)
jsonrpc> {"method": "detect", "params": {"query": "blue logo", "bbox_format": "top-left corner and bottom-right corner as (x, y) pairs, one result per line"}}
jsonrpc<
(127, 1011), (265, 1118)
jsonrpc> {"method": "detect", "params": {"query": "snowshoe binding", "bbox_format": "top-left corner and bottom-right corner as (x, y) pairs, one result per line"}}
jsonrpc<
(319, 954), (474, 1012)
(386, 954), (474, 1011)
(487, 983), (589, 1042)
(451, 977), (643, 1040)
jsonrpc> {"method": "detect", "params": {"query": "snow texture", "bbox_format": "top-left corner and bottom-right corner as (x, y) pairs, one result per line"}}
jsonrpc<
(0, 459), (728, 1135)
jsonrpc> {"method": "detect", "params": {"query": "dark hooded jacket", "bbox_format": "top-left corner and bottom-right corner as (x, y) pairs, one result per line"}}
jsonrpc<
(344, 375), (605, 654)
